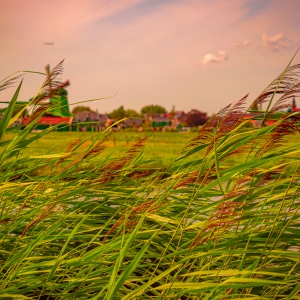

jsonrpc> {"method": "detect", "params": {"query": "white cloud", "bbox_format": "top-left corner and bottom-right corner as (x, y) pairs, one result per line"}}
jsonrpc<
(231, 40), (251, 49)
(202, 51), (228, 64)
(262, 32), (287, 51)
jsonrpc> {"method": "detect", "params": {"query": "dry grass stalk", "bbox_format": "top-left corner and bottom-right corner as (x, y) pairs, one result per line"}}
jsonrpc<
(205, 95), (248, 154)
(128, 169), (154, 180)
(20, 189), (70, 238)
(0, 74), (24, 92)
(103, 200), (161, 242)
(251, 63), (300, 113)
(219, 144), (253, 163)
(183, 130), (212, 152)
(32, 60), (65, 104)
(64, 138), (82, 153)
(189, 200), (242, 251)
(92, 137), (149, 185)
(174, 166), (215, 189)
(17, 183), (46, 214)
(61, 135), (111, 172)
(83, 134), (112, 160)
(258, 116), (299, 156)
(29, 103), (53, 124)
(54, 138), (82, 167)
(125, 137), (148, 158)
(21, 211), (48, 238)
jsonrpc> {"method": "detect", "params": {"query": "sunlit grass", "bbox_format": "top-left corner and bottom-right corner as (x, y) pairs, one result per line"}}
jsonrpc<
(1, 58), (300, 299)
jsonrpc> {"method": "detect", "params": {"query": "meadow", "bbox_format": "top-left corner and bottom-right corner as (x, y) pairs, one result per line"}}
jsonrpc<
(3, 130), (195, 161)
(3, 129), (298, 175)
(1, 59), (300, 299)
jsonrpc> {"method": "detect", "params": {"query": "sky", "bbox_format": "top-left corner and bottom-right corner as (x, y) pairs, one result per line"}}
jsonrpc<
(1, 0), (300, 115)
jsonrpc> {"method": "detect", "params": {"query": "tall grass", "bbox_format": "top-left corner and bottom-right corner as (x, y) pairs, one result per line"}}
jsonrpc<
(1, 58), (300, 299)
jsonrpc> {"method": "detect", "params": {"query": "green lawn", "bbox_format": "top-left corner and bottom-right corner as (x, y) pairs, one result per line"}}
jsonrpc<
(3, 130), (201, 171)
(4, 128), (300, 172)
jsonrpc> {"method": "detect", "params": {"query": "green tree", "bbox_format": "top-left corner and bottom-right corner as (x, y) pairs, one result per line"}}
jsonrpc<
(109, 106), (126, 120)
(141, 105), (166, 115)
(109, 106), (141, 120)
(125, 109), (141, 118)
(72, 106), (91, 114)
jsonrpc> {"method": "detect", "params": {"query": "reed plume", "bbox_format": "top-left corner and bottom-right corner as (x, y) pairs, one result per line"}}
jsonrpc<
(0, 74), (24, 92)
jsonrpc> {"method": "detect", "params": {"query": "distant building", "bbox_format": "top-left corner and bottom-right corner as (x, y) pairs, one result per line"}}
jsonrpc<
(147, 114), (172, 128)
(186, 109), (207, 127)
(167, 111), (187, 128)
(121, 118), (143, 128)
(99, 113), (110, 124)
(73, 111), (114, 131)
(74, 110), (101, 122)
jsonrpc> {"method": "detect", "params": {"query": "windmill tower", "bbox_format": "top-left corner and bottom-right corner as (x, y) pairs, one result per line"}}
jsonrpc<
(44, 64), (72, 118)
(21, 64), (73, 130)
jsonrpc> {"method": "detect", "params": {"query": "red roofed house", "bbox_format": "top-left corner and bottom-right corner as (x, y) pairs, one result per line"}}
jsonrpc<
(22, 115), (73, 129)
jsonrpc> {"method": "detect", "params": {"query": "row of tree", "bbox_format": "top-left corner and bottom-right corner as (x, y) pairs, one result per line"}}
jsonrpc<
(72, 105), (208, 127)
(72, 105), (167, 121)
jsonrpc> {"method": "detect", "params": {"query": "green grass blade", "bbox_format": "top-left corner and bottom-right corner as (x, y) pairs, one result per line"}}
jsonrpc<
(105, 214), (146, 299)
(107, 232), (155, 300)
(0, 79), (23, 141)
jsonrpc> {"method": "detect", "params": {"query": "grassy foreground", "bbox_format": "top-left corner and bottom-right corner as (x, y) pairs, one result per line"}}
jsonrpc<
(1, 60), (300, 299)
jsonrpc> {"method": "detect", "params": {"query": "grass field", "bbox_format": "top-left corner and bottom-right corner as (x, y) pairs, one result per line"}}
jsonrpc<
(2, 59), (300, 299)
(3, 128), (300, 174)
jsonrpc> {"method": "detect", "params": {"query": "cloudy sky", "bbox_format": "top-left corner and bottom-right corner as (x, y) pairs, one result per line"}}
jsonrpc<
(1, 0), (299, 115)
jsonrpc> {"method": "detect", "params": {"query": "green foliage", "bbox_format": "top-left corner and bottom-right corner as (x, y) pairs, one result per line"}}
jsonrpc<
(72, 105), (91, 114)
(109, 105), (126, 120)
(125, 108), (141, 118)
(0, 80), (23, 140)
(1, 59), (300, 299)
(141, 104), (166, 115)
(109, 106), (141, 120)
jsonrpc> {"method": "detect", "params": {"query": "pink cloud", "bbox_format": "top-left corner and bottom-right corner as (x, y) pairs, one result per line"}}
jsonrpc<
(202, 51), (228, 65)
(231, 40), (251, 50)
(262, 32), (288, 51)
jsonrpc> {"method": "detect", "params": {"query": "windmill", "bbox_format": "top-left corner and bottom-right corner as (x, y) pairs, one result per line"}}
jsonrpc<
(0, 63), (73, 129)
(43, 63), (72, 118)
